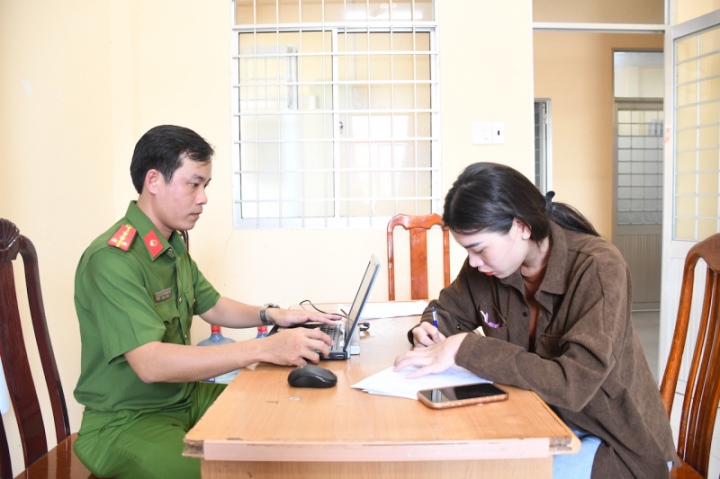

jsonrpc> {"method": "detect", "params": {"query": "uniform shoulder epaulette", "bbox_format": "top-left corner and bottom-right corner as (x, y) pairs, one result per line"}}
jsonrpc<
(107, 224), (137, 251)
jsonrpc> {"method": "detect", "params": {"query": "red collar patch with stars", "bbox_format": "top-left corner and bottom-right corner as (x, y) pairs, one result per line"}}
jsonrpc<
(107, 225), (137, 251)
(143, 230), (164, 258)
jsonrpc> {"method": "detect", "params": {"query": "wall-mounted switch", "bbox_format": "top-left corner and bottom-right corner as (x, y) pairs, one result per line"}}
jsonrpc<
(472, 122), (492, 144)
(492, 122), (505, 144)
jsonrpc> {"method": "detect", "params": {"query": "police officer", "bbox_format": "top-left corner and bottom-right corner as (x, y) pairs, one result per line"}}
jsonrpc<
(73, 125), (340, 479)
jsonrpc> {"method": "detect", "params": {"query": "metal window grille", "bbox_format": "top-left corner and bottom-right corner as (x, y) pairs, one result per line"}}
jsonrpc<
(616, 107), (664, 226)
(674, 25), (720, 241)
(232, 0), (440, 228)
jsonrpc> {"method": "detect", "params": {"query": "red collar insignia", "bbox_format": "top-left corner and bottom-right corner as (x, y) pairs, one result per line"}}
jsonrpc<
(143, 230), (164, 258)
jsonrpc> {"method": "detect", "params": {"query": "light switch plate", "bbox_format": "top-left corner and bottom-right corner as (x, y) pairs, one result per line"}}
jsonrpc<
(492, 122), (505, 144)
(472, 122), (492, 144)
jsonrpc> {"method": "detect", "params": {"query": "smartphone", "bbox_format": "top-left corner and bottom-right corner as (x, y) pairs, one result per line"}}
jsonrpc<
(417, 383), (509, 409)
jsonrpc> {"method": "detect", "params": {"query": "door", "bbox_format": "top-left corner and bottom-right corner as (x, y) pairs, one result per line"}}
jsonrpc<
(613, 100), (664, 310)
(659, 12), (720, 477)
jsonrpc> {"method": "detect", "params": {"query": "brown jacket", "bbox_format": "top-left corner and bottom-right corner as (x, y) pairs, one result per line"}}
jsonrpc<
(420, 222), (676, 478)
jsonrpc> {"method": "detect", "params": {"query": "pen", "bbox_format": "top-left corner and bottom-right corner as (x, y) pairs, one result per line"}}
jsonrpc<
(431, 307), (439, 329)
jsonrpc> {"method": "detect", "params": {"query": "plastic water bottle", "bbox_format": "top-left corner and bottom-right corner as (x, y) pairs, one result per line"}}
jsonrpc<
(256, 325), (268, 338)
(197, 325), (239, 384)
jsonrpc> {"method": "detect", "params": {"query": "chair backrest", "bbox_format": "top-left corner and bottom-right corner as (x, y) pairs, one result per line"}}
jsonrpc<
(386, 213), (450, 301)
(0, 218), (71, 478)
(179, 229), (189, 251)
(659, 232), (720, 478)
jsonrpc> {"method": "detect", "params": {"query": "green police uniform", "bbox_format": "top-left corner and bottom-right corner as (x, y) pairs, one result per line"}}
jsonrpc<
(73, 201), (225, 479)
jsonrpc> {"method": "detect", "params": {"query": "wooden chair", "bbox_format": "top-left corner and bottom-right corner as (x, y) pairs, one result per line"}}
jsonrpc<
(0, 218), (96, 479)
(660, 232), (720, 479)
(179, 229), (189, 251)
(386, 213), (450, 301)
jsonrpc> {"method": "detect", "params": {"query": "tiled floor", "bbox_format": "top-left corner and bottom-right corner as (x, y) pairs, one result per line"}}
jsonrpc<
(633, 310), (661, 382)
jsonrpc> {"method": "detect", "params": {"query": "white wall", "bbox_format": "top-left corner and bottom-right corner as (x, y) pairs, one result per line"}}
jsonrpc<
(0, 1), (534, 475)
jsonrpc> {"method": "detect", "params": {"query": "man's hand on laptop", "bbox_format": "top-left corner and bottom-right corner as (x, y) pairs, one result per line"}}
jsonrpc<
(267, 308), (343, 328)
(261, 328), (334, 366)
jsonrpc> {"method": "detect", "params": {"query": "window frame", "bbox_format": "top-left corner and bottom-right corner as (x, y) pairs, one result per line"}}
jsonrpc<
(231, 1), (440, 229)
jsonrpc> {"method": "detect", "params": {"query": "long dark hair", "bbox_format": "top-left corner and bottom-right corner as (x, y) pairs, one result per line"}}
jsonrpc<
(442, 162), (599, 240)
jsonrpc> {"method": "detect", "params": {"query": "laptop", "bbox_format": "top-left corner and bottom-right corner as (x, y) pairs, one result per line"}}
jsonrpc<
(270, 254), (380, 360)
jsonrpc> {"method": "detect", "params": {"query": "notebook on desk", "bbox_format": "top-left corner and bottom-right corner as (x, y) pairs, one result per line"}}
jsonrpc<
(270, 254), (380, 360)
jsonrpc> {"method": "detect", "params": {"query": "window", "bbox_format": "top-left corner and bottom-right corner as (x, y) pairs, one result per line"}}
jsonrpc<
(615, 105), (664, 225)
(674, 25), (720, 241)
(613, 51), (665, 227)
(232, 0), (439, 228)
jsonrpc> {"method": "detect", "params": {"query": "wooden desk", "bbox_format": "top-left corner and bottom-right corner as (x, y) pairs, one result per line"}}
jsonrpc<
(184, 316), (578, 479)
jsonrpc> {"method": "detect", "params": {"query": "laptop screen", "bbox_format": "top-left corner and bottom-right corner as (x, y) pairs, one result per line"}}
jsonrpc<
(342, 254), (381, 346)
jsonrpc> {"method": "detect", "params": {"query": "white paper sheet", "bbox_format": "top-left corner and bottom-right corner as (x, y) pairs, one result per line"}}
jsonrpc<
(0, 357), (10, 414)
(351, 365), (489, 400)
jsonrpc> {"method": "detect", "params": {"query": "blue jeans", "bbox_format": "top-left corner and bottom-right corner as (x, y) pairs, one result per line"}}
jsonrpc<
(553, 426), (674, 478)
(553, 427), (601, 479)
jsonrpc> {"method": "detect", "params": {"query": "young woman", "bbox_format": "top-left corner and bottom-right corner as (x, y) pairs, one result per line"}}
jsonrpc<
(393, 162), (676, 479)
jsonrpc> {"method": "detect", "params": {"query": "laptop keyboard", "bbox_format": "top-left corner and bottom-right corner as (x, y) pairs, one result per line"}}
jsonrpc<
(320, 324), (344, 351)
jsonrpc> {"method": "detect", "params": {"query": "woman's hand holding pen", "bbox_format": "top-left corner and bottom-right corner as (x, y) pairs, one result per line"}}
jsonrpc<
(411, 322), (446, 347)
(411, 307), (445, 347)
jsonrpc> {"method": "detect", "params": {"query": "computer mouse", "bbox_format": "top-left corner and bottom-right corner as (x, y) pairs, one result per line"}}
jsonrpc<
(287, 364), (337, 388)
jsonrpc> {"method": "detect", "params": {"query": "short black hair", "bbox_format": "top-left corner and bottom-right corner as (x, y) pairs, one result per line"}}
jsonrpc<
(130, 125), (214, 194)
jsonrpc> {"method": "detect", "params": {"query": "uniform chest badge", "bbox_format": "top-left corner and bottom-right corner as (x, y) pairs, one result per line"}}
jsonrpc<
(154, 288), (172, 302)
(107, 225), (137, 251)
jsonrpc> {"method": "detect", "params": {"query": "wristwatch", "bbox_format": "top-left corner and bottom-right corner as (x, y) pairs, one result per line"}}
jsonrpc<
(260, 303), (280, 325)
